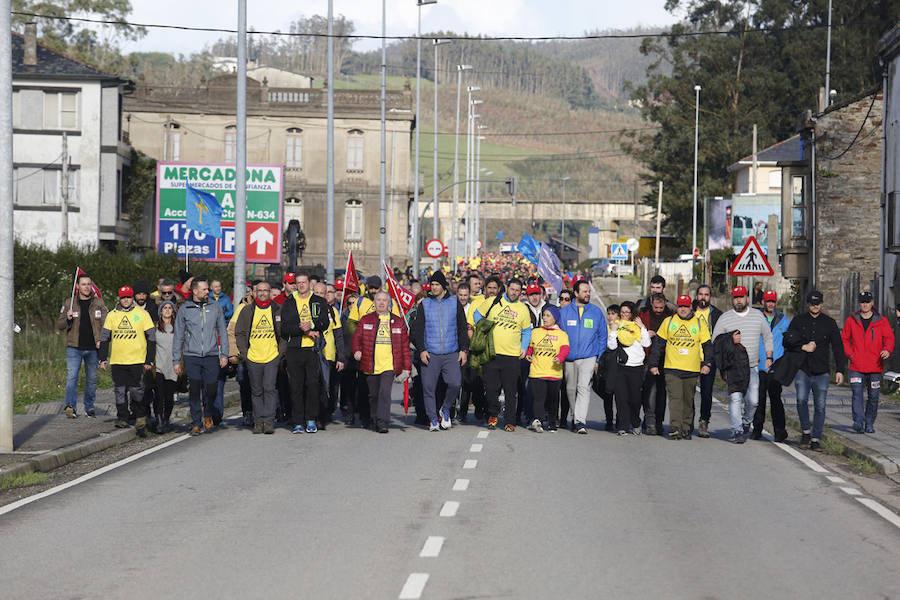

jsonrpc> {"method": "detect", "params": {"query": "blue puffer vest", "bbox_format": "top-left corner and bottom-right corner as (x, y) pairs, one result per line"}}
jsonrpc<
(422, 295), (459, 354)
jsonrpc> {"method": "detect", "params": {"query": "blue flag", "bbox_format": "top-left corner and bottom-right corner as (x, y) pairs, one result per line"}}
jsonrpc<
(538, 243), (563, 293)
(185, 184), (223, 238)
(495, 230), (504, 240)
(517, 233), (540, 265)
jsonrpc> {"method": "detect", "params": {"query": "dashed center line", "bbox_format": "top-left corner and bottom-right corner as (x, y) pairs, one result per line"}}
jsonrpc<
(463, 459), (477, 469)
(453, 478), (470, 491)
(771, 441), (830, 473)
(840, 487), (862, 496)
(440, 501), (460, 517)
(419, 536), (445, 558)
(399, 573), (429, 599)
(470, 443), (483, 453)
(827, 476), (847, 484)
(476, 431), (489, 439)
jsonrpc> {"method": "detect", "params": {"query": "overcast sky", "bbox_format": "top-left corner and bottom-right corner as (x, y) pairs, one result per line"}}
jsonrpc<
(123, 0), (682, 56)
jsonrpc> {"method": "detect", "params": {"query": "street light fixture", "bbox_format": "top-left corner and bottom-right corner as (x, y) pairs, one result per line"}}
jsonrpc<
(432, 38), (451, 268)
(452, 63), (473, 270)
(692, 84), (701, 267)
(413, 0), (438, 275)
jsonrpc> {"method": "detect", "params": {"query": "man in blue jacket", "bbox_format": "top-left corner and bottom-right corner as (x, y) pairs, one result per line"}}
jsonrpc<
(559, 280), (607, 433)
(411, 271), (469, 431)
(751, 290), (790, 442)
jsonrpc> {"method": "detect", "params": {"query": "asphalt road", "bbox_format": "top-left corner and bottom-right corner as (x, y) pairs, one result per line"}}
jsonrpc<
(1, 395), (900, 599)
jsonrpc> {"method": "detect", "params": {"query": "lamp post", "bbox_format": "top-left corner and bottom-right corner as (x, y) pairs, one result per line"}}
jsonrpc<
(452, 63), (473, 271)
(475, 134), (485, 254)
(379, 0), (387, 279)
(413, 0), (437, 277)
(692, 84), (701, 267)
(560, 176), (570, 250)
(466, 91), (481, 258)
(432, 39), (451, 268)
(481, 169), (492, 250)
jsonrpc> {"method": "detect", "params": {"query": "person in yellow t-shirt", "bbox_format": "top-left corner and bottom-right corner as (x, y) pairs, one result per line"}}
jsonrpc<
(99, 285), (156, 437)
(347, 275), (401, 336)
(315, 281), (346, 426)
(648, 295), (712, 439)
(526, 305), (569, 432)
(234, 281), (283, 434)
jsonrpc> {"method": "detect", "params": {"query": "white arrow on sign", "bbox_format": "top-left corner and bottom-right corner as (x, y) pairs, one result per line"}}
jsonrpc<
(249, 226), (274, 255)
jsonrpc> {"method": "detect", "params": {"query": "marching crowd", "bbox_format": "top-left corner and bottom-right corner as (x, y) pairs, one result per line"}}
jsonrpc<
(56, 263), (895, 448)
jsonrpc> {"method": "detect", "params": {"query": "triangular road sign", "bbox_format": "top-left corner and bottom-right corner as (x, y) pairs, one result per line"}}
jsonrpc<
(610, 243), (628, 260)
(729, 236), (774, 276)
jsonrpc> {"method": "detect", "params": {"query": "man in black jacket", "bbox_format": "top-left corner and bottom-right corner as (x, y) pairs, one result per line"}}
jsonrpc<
(693, 284), (722, 437)
(784, 290), (846, 451)
(280, 270), (332, 433)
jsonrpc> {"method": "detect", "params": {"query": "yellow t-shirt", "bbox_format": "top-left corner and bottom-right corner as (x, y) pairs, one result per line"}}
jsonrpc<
(247, 305), (279, 364)
(371, 314), (393, 374)
(616, 320), (643, 347)
(104, 307), (153, 365)
(656, 314), (710, 373)
(292, 292), (317, 348)
(467, 294), (494, 327)
(528, 326), (569, 380)
(323, 305), (341, 362)
(483, 297), (532, 357)
(349, 295), (401, 322)
(694, 306), (711, 333)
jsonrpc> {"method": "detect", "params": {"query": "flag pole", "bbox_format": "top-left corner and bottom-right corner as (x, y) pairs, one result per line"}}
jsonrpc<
(340, 250), (352, 314)
(184, 226), (190, 271)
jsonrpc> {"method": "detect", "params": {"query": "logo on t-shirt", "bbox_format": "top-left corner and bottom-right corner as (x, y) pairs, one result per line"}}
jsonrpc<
(668, 321), (697, 348)
(492, 305), (522, 330)
(251, 314), (275, 340)
(533, 334), (558, 357)
(113, 315), (137, 340)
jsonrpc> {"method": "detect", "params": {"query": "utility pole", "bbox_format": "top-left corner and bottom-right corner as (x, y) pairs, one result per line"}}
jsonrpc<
(825, 0), (833, 107)
(561, 176), (570, 249)
(234, 0), (247, 296)
(61, 132), (69, 245)
(1, 0), (15, 452)
(379, 0), (387, 278)
(432, 39), (449, 268)
(451, 62), (472, 271)
(692, 84), (701, 266)
(632, 180), (638, 239)
(326, 0), (335, 282)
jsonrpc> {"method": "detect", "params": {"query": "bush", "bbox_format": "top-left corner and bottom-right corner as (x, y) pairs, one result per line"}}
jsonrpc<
(14, 241), (236, 323)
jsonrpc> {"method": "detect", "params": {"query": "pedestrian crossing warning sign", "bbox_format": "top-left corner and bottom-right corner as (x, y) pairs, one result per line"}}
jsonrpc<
(729, 236), (774, 276)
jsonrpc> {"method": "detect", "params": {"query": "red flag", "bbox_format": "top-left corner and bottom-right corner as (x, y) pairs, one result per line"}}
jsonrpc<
(403, 379), (409, 415)
(71, 267), (102, 301)
(340, 251), (360, 314)
(383, 262), (415, 316)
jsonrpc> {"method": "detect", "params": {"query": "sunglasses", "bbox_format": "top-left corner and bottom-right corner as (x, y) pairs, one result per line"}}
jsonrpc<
(161, 290), (174, 295)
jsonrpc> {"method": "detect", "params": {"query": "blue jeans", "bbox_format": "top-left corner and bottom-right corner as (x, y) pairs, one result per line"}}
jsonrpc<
(65, 347), (98, 411)
(729, 366), (759, 434)
(184, 355), (221, 427)
(849, 371), (880, 430)
(795, 370), (830, 441)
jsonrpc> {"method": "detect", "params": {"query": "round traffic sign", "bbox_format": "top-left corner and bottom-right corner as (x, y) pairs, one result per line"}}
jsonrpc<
(425, 238), (445, 258)
(693, 247), (701, 259)
(626, 238), (640, 252)
(476, 240), (482, 251)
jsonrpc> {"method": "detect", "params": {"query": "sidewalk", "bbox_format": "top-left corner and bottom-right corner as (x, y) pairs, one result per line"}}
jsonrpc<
(0, 383), (240, 481)
(592, 276), (900, 480)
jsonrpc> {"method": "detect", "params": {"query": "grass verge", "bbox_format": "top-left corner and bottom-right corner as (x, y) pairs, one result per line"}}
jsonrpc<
(1, 471), (49, 490)
(847, 454), (878, 474)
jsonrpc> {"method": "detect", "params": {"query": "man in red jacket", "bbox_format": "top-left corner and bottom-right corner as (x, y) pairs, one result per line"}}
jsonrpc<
(842, 291), (894, 433)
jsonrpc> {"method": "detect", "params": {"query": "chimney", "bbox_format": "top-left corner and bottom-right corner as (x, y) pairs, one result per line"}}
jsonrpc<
(24, 23), (37, 66)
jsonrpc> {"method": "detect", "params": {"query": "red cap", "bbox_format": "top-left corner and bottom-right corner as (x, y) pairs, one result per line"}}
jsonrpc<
(334, 278), (344, 291)
(525, 282), (541, 295)
(732, 286), (748, 297)
(422, 282), (432, 291)
(763, 290), (777, 301)
(676, 295), (692, 307)
(283, 272), (296, 284)
(118, 286), (134, 298)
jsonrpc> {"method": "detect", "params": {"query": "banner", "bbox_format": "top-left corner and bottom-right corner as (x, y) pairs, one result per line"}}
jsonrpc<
(537, 243), (564, 293)
(340, 250), (360, 314)
(185, 184), (223, 238)
(70, 266), (102, 302)
(383, 262), (416, 316)
(517, 233), (540, 265)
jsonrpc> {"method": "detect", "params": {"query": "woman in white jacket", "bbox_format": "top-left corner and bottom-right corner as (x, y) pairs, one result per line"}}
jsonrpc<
(608, 301), (651, 435)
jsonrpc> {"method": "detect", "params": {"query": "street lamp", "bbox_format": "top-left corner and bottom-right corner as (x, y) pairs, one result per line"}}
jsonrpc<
(452, 63), (473, 270)
(466, 93), (482, 257)
(432, 38), (451, 268)
(692, 84), (701, 267)
(481, 168), (492, 248)
(561, 176), (570, 250)
(413, 0), (438, 276)
(475, 134), (485, 255)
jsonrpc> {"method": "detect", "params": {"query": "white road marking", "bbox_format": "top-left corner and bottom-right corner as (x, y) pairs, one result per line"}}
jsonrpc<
(0, 434), (191, 517)
(453, 478), (470, 491)
(771, 441), (829, 473)
(840, 487), (863, 496)
(827, 476), (847, 484)
(470, 443), (483, 453)
(399, 573), (429, 599)
(856, 498), (900, 530)
(440, 501), (460, 517)
(419, 536), (445, 558)
(476, 431), (489, 439)
(463, 459), (477, 469)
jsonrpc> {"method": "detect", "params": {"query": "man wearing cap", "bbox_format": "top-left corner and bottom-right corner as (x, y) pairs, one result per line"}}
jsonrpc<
(712, 286), (773, 442)
(173, 277), (230, 436)
(559, 280), (607, 434)
(841, 291), (894, 434)
(273, 272), (297, 306)
(411, 271), (469, 431)
(693, 284), (722, 438)
(132, 280), (159, 323)
(639, 293), (673, 435)
(648, 295), (711, 439)
(751, 290), (791, 441)
(99, 286), (156, 437)
(783, 290), (846, 450)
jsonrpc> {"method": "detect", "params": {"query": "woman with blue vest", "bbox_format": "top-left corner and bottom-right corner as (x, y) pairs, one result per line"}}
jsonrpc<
(410, 271), (469, 431)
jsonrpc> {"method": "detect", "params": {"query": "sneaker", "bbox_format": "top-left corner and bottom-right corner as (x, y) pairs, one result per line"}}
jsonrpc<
(801, 433), (811, 446)
(865, 425), (875, 434)
(504, 424), (516, 432)
(548, 422), (558, 432)
(631, 428), (641, 436)
(252, 422), (264, 434)
(85, 409), (96, 418)
(697, 419), (709, 438)
(263, 422), (275, 434)
(810, 440), (821, 451)
(64, 406), (77, 419)
(530, 419), (542, 432)
(575, 423), (587, 435)
(115, 419), (129, 429)
(749, 429), (762, 440)
(292, 425), (305, 434)
(729, 430), (744, 444)
(487, 417), (498, 430)
(742, 423), (751, 435)
(306, 420), (318, 433)
(189, 426), (201, 436)
(428, 418), (440, 431)
(682, 431), (692, 440)
(645, 424), (657, 436)
(203, 416), (214, 432)
(852, 422), (865, 434)
(376, 420), (389, 434)
(135, 417), (147, 438)
(617, 430), (629, 436)
(534, 420), (544, 433)
(670, 429), (682, 440)
(440, 409), (451, 430)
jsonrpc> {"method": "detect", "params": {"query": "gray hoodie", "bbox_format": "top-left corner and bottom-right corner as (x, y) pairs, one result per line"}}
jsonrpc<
(173, 298), (229, 361)
(712, 307), (773, 369)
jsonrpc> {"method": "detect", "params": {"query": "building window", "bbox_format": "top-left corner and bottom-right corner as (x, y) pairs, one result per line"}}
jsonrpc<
(284, 196), (304, 229)
(165, 122), (181, 162)
(12, 90), (19, 128)
(42, 169), (77, 205)
(791, 175), (805, 239)
(345, 199), (362, 240)
(286, 128), (303, 169)
(43, 91), (78, 130)
(347, 129), (364, 172)
(224, 125), (236, 163)
(768, 169), (781, 190)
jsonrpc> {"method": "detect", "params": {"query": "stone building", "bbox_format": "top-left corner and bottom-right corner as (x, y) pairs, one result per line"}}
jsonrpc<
(776, 90), (882, 318)
(880, 28), (900, 317)
(124, 74), (414, 273)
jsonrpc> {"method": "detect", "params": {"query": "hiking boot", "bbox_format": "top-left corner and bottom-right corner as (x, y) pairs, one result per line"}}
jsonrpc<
(440, 409), (452, 430)
(135, 417), (147, 438)
(189, 426), (201, 436)
(487, 417), (498, 429)
(263, 421), (275, 434)
(64, 406), (77, 419)
(253, 422), (264, 434)
(202, 416), (214, 431)
(115, 419), (129, 429)
(801, 433), (811, 446)
(810, 440), (821, 451)
(697, 419), (709, 438)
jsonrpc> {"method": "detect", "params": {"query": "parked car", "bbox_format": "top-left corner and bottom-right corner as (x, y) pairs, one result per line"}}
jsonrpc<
(590, 259), (614, 278)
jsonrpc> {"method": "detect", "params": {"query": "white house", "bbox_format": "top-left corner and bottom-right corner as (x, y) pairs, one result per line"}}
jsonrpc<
(12, 26), (132, 249)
